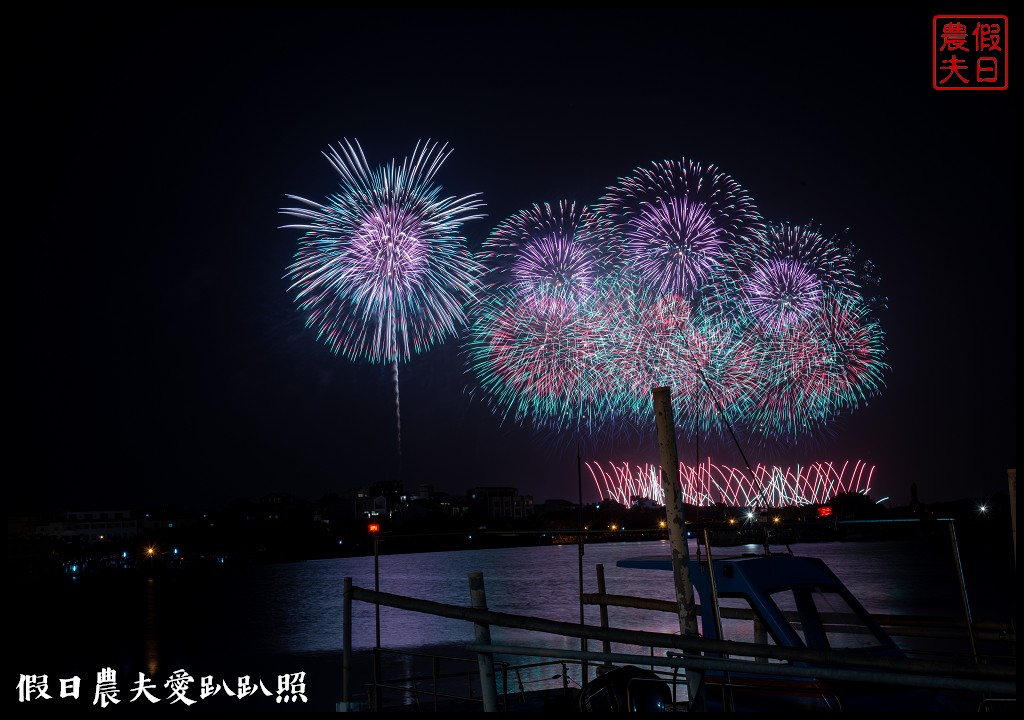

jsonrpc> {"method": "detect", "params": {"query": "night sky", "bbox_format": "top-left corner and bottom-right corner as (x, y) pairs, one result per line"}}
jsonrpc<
(10, 6), (1016, 512)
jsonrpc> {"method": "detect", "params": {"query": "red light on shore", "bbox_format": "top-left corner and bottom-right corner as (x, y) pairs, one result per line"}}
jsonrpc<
(817, 506), (833, 519)
(367, 523), (381, 533)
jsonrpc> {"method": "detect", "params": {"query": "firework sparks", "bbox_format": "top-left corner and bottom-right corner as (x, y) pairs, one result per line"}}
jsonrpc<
(597, 158), (763, 298)
(480, 200), (617, 315)
(745, 290), (888, 444)
(463, 285), (616, 436)
(588, 458), (876, 507)
(281, 139), (486, 363)
(281, 139), (485, 479)
(737, 221), (860, 334)
(461, 156), (887, 456)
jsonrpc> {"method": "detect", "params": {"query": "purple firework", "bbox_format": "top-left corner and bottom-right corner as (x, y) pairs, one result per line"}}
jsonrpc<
(738, 221), (860, 334)
(597, 158), (763, 298)
(480, 200), (616, 315)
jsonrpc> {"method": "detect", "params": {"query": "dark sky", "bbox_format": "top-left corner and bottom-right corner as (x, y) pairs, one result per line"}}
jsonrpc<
(10, 6), (1016, 512)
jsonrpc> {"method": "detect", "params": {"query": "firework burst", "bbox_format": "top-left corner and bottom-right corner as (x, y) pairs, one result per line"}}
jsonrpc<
(459, 156), (888, 459)
(737, 221), (860, 334)
(463, 285), (618, 436)
(281, 139), (485, 479)
(597, 158), (763, 298)
(800, 290), (889, 414)
(480, 200), (616, 314)
(281, 138), (486, 364)
(587, 272), (696, 414)
(745, 289), (888, 444)
(580, 271), (761, 443)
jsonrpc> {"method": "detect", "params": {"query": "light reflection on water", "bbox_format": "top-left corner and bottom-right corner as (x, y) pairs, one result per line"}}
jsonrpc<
(250, 536), (1011, 657)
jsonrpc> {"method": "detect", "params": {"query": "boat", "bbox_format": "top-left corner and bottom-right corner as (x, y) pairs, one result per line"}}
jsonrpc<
(614, 550), (964, 711)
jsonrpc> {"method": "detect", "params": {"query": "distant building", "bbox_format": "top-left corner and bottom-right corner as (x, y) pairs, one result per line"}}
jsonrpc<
(413, 484), (435, 500)
(432, 491), (467, 516)
(467, 486), (534, 520)
(314, 493), (362, 527)
(38, 509), (139, 543)
(535, 498), (578, 516)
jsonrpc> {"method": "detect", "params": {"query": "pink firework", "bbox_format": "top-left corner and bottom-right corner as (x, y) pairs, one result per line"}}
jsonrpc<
(587, 458), (876, 507)
(464, 285), (615, 433)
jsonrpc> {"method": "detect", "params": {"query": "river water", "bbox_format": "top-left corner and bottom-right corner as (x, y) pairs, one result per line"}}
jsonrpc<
(11, 531), (1015, 712)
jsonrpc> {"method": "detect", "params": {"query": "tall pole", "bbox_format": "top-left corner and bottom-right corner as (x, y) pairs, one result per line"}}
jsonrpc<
(652, 386), (704, 710)
(372, 535), (382, 710)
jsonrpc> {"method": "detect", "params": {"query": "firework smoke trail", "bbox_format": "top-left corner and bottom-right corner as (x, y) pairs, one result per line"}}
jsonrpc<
(597, 157), (764, 299)
(392, 360), (401, 477)
(281, 139), (485, 480)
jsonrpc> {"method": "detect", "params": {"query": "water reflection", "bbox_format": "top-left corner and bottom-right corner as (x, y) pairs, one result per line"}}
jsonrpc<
(145, 576), (159, 677)
(245, 537), (1011, 657)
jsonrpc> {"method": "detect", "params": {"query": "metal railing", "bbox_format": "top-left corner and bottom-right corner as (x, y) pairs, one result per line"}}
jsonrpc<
(339, 575), (1016, 712)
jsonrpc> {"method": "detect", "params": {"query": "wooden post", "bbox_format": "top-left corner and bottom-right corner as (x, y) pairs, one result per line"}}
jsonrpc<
(652, 386), (704, 710)
(338, 577), (354, 711)
(469, 572), (499, 712)
(595, 564), (612, 662)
